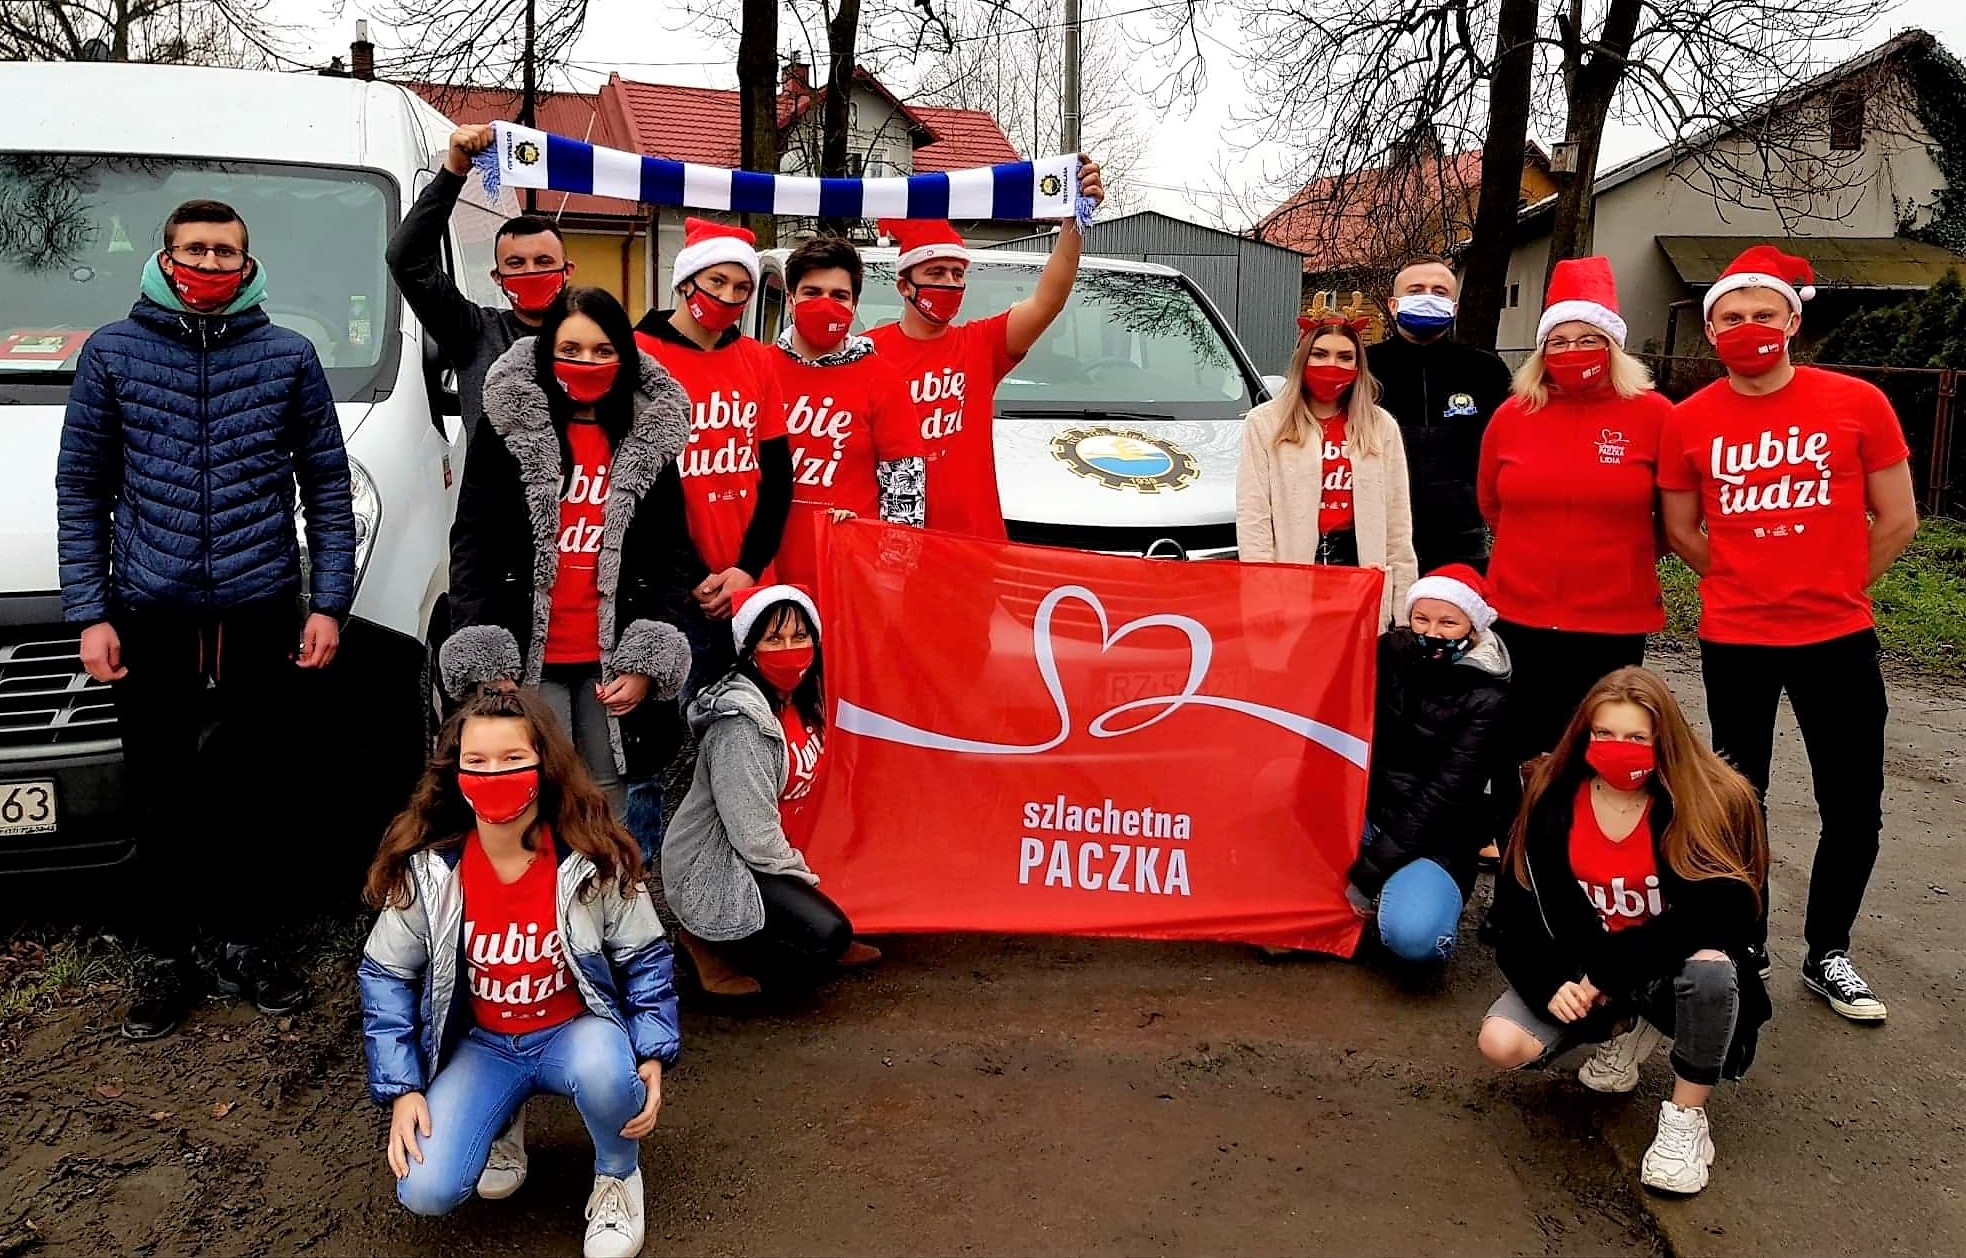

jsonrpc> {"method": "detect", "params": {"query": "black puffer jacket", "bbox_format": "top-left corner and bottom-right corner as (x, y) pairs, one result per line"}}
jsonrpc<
(1352, 627), (1512, 897)
(1492, 766), (1771, 1079)
(1365, 335), (1512, 569)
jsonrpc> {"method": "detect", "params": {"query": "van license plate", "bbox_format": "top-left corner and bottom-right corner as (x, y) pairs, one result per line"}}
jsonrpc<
(0, 781), (56, 835)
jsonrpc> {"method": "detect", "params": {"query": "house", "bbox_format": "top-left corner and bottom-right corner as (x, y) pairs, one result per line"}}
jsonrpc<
(991, 211), (1307, 372)
(1255, 144), (1559, 329)
(404, 66), (1030, 319)
(1499, 30), (1966, 355)
(406, 83), (653, 317)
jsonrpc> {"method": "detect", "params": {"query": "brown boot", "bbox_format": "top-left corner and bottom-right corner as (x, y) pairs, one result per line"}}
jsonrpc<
(839, 939), (882, 968)
(679, 930), (760, 997)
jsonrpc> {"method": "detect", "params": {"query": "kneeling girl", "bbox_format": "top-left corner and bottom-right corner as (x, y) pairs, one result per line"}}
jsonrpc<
(360, 687), (679, 1257)
(1478, 667), (1769, 1196)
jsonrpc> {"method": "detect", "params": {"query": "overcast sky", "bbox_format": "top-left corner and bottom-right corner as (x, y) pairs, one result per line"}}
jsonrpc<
(289, 0), (1966, 228)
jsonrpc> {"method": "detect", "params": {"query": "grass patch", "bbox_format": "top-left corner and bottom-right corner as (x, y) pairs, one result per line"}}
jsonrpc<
(0, 931), (130, 1024)
(1652, 518), (1966, 680)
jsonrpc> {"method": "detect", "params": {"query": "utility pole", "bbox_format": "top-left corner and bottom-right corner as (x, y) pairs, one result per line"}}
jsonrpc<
(521, 0), (537, 213)
(1061, 0), (1082, 154)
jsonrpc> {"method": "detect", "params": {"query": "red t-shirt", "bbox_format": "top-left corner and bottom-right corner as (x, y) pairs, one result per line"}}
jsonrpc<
(1317, 418), (1355, 535)
(865, 311), (1020, 539)
(774, 347), (925, 590)
(778, 704), (825, 849)
(1569, 783), (1660, 933)
(544, 420), (610, 665)
(460, 831), (586, 1031)
(1479, 389), (1671, 634)
(1658, 366), (1910, 646)
(636, 328), (786, 574)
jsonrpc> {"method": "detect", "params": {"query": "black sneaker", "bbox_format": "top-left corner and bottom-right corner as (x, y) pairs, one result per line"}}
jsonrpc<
(1744, 942), (1773, 981)
(1803, 950), (1887, 1023)
(122, 957), (197, 1041)
(212, 945), (311, 1016)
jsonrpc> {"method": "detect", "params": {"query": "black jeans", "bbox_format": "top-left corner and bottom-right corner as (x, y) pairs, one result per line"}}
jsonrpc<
(110, 599), (303, 957)
(1491, 621), (1647, 834)
(1700, 629), (1887, 960)
(728, 870), (853, 982)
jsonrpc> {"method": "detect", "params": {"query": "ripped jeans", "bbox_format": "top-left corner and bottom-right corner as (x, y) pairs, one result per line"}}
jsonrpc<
(1484, 955), (1741, 1086)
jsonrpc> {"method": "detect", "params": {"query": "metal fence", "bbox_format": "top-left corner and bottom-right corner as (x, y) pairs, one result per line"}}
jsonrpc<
(1500, 351), (1961, 517)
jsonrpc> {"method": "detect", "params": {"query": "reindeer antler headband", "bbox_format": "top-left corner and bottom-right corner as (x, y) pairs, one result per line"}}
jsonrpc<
(1298, 290), (1373, 337)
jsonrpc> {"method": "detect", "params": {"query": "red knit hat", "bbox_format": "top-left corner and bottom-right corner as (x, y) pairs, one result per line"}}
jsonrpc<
(1702, 244), (1817, 320)
(672, 216), (760, 292)
(1538, 256), (1627, 348)
(1404, 563), (1496, 632)
(879, 218), (970, 273)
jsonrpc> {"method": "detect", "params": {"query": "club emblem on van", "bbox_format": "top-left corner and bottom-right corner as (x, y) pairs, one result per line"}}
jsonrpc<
(1053, 428), (1198, 494)
(514, 140), (542, 166)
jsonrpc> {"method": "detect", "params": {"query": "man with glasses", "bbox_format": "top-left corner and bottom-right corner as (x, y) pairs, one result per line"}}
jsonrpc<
(57, 198), (357, 1041)
(387, 123), (575, 440)
(1366, 255), (1514, 572)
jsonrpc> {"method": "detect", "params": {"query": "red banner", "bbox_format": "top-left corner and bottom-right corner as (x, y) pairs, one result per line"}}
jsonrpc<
(802, 522), (1384, 955)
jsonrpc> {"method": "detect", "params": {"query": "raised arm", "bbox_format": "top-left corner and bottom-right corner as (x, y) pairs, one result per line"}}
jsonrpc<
(1005, 157), (1105, 358)
(385, 126), (495, 360)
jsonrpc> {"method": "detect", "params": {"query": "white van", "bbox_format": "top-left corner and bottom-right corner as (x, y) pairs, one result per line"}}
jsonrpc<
(0, 63), (508, 874)
(751, 248), (1277, 559)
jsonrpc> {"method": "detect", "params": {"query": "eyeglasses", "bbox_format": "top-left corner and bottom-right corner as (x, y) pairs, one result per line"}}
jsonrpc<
(1544, 334), (1609, 353)
(168, 244), (246, 267)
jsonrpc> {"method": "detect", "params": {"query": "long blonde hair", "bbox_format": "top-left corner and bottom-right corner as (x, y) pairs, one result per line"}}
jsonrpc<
(1512, 341), (1655, 411)
(1508, 667), (1768, 910)
(1275, 321), (1388, 457)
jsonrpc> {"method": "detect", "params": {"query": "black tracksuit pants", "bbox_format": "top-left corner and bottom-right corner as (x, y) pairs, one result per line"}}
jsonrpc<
(1699, 629), (1888, 961)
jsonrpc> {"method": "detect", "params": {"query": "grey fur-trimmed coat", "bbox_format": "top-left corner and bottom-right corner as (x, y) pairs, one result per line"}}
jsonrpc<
(440, 340), (694, 775)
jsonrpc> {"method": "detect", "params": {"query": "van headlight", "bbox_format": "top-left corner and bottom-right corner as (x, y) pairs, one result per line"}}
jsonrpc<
(297, 459), (383, 603)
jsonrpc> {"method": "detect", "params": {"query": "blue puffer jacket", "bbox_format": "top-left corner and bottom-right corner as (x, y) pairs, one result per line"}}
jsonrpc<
(358, 837), (682, 1105)
(56, 287), (355, 624)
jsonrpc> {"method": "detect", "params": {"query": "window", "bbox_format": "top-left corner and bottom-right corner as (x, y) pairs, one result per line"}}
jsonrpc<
(845, 153), (865, 177)
(0, 152), (397, 401)
(1508, 282), (1520, 309)
(1830, 86), (1865, 152)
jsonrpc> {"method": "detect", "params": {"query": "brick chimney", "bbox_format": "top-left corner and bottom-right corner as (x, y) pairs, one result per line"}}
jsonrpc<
(351, 19), (375, 81)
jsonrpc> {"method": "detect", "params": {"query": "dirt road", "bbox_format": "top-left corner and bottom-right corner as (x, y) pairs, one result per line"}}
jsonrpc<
(3, 651), (1962, 1257)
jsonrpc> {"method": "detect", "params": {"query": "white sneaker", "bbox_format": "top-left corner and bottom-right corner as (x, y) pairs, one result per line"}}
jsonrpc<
(1577, 1019), (1668, 1093)
(1640, 1101), (1715, 1195)
(584, 1167), (645, 1258)
(476, 1111), (528, 1200)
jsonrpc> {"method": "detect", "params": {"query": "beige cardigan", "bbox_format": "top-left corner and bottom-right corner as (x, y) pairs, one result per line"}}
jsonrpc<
(1235, 397), (1418, 628)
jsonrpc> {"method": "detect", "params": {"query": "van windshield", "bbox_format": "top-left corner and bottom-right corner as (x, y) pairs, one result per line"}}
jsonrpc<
(850, 261), (1254, 415)
(0, 153), (397, 402)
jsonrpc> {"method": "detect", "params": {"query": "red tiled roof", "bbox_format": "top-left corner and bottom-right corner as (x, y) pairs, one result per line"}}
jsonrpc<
(1256, 151), (1483, 272)
(403, 81), (637, 220)
(908, 105), (1022, 171)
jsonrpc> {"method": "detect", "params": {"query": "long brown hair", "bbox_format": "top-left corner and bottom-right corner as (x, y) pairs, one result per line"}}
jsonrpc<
(1508, 667), (1768, 908)
(363, 686), (643, 910)
(1276, 321), (1389, 456)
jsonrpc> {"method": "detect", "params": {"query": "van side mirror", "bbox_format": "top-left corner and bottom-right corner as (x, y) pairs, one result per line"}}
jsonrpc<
(423, 330), (460, 424)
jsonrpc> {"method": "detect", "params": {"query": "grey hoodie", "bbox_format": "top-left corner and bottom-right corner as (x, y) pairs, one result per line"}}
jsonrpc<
(660, 672), (819, 941)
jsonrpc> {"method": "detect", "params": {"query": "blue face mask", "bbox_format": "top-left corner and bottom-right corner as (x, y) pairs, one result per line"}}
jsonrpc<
(1394, 292), (1457, 338)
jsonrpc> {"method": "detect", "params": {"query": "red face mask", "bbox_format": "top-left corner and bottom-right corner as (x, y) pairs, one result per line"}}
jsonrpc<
(684, 283), (747, 333)
(1712, 322), (1790, 377)
(793, 296), (854, 352)
(1545, 347), (1612, 394)
(553, 358), (619, 405)
(754, 644), (814, 696)
(1585, 739), (1655, 792)
(1302, 363), (1358, 405)
(169, 256), (247, 310)
(499, 268), (567, 314)
(907, 283), (965, 326)
(456, 765), (541, 824)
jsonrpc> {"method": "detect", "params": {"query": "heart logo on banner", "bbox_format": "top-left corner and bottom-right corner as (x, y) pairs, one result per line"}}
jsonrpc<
(834, 584), (1371, 768)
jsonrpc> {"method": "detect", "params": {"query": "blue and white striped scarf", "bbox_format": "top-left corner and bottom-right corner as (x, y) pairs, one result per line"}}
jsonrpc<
(474, 120), (1095, 228)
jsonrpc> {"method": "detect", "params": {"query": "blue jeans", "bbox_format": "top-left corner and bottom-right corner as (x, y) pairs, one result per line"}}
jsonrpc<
(623, 778), (665, 862)
(396, 1015), (645, 1217)
(1376, 858), (1463, 963)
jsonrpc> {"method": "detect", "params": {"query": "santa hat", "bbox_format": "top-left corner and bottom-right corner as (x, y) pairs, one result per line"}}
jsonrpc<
(1404, 564), (1497, 633)
(1701, 244), (1817, 320)
(672, 217), (760, 292)
(879, 218), (970, 273)
(1537, 256), (1628, 348)
(730, 583), (821, 653)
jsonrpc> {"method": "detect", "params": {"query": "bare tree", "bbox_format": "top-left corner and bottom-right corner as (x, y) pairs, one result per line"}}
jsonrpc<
(0, 0), (286, 65)
(737, 0), (779, 246)
(376, 0), (590, 126)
